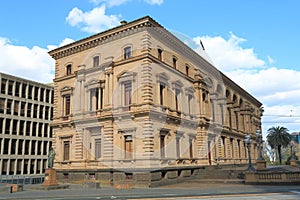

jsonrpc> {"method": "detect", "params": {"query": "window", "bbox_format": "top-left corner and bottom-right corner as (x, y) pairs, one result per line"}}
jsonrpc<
(6, 99), (12, 114)
(8, 80), (13, 95)
(172, 57), (177, 69)
(0, 98), (4, 113)
(95, 139), (101, 159)
(15, 82), (20, 97)
(20, 102), (25, 116)
(64, 95), (71, 115)
(185, 65), (189, 76)
(221, 136), (226, 157)
(176, 137), (180, 158)
(124, 82), (132, 107)
(159, 84), (165, 106)
(175, 88), (180, 111)
(235, 111), (239, 130)
(158, 49), (163, 61)
(21, 84), (27, 98)
(66, 64), (72, 75)
(63, 141), (70, 161)
(124, 135), (133, 159)
(99, 87), (104, 109)
(1, 78), (7, 94)
(93, 56), (100, 67)
(89, 88), (99, 111)
(188, 94), (192, 115)
(27, 103), (32, 117)
(34, 87), (39, 101)
(28, 85), (33, 99)
(160, 134), (166, 158)
(189, 137), (194, 158)
(124, 47), (132, 59)
(14, 100), (19, 115)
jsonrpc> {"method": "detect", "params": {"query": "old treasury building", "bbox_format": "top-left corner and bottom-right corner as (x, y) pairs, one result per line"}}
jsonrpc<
(49, 16), (262, 186)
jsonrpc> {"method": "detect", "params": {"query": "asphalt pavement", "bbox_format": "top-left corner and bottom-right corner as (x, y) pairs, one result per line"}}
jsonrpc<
(1, 180), (300, 200)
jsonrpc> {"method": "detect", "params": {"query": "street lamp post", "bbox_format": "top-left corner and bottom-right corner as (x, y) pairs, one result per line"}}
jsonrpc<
(244, 134), (255, 171)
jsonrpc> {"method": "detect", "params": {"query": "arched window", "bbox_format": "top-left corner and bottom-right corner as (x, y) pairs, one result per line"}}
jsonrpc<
(172, 57), (177, 69)
(158, 48), (163, 61)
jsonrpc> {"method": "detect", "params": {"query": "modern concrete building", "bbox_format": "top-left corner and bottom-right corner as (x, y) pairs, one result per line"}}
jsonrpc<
(0, 72), (54, 176)
(49, 16), (262, 186)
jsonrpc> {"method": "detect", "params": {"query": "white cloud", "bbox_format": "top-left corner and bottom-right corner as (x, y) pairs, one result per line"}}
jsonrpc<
(192, 33), (300, 133)
(144, 0), (164, 5)
(90, 0), (130, 7)
(47, 38), (75, 51)
(0, 37), (54, 83)
(194, 32), (265, 71)
(90, 0), (163, 6)
(66, 5), (121, 34)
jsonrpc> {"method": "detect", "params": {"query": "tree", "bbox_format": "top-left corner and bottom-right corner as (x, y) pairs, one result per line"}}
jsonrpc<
(266, 126), (291, 165)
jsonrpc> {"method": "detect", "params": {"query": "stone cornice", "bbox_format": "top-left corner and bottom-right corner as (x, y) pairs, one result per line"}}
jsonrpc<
(48, 16), (163, 60)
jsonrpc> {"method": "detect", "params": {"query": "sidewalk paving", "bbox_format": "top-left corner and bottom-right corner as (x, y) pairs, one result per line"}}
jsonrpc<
(1, 180), (300, 199)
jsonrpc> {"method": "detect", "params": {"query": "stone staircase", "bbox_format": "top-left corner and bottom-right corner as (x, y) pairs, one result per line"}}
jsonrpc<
(193, 165), (247, 184)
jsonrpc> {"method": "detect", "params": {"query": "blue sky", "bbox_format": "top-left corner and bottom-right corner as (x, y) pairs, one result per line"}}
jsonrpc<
(0, 0), (300, 135)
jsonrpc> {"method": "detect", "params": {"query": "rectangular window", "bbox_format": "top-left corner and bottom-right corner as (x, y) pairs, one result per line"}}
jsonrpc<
(6, 99), (12, 114)
(20, 102), (25, 116)
(189, 138), (193, 158)
(27, 103), (32, 117)
(33, 104), (38, 118)
(160, 134), (166, 158)
(125, 135), (133, 159)
(15, 82), (20, 97)
(95, 139), (101, 159)
(64, 95), (71, 115)
(124, 82), (132, 106)
(93, 56), (99, 67)
(28, 85), (33, 99)
(89, 88), (99, 111)
(188, 94), (192, 115)
(34, 87), (39, 101)
(175, 89), (180, 111)
(159, 84), (165, 106)
(99, 87), (104, 109)
(14, 100), (19, 115)
(124, 47), (132, 59)
(63, 141), (70, 161)
(66, 64), (72, 75)
(8, 80), (13, 96)
(40, 88), (45, 102)
(176, 137), (180, 158)
(221, 136), (226, 157)
(1, 79), (7, 94)
(0, 98), (5, 113)
(21, 83), (27, 98)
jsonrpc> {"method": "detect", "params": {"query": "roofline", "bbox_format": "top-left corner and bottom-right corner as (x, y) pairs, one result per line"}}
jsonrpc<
(48, 16), (163, 58)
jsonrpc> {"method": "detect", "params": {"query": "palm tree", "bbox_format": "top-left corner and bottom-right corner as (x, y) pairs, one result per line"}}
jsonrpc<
(266, 126), (291, 164)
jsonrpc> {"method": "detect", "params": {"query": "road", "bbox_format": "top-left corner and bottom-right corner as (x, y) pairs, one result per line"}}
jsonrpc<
(1, 182), (300, 199)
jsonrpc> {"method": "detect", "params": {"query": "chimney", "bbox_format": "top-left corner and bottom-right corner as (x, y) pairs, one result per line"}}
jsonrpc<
(120, 20), (127, 25)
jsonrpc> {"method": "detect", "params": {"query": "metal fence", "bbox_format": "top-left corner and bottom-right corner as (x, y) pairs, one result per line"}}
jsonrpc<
(0, 175), (44, 185)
